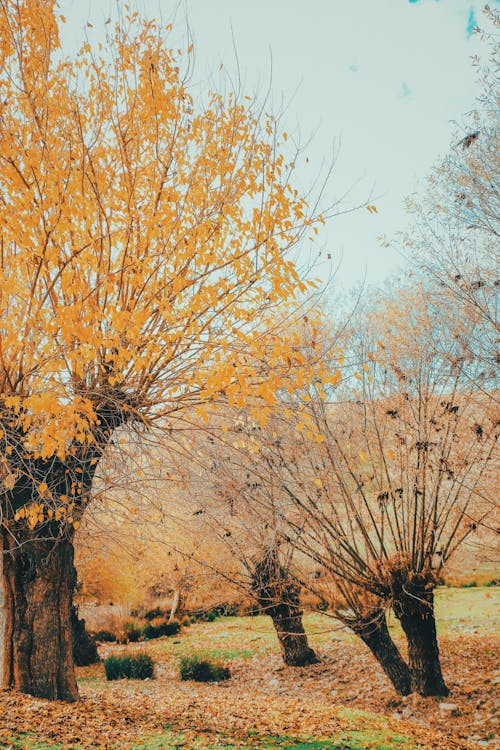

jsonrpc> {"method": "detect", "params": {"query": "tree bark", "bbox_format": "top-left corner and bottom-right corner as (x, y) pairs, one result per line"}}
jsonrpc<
(392, 578), (449, 696)
(1, 530), (79, 701)
(267, 600), (320, 666)
(351, 611), (412, 695)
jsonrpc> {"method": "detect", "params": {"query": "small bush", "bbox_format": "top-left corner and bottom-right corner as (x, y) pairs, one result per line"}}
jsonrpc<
(93, 629), (117, 643)
(130, 652), (155, 679)
(142, 618), (181, 639)
(123, 621), (143, 642)
(179, 655), (230, 682)
(104, 653), (154, 681)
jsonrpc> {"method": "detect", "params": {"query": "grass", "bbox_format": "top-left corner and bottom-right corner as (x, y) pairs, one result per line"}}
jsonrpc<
(4, 737), (81, 750)
(121, 722), (421, 749)
(127, 732), (421, 749)
(76, 586), (498, 683)
(432, 585), (499, 633)
(5, 725), (421, 750)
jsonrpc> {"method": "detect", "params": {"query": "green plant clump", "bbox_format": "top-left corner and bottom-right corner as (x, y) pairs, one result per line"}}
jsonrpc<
(104, 652), (154, 681)
(143, 618), (181, 639)
(179, 654), (230, 682)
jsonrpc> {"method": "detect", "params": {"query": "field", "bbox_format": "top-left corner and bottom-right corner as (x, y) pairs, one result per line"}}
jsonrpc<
(1, 586), (498, 750)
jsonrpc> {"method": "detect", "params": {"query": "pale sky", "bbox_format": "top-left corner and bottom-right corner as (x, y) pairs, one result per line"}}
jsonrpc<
(59, 0), (496, 292)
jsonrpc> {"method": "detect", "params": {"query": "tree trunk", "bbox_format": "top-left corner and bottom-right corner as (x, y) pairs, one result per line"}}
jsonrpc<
(1, 530), (79, 701)
(0, 392), (130, 701)
(251, 550), (319, 667)
(268, 601), (320, 666)
(169, 588), (184, 622)
(352, 611), (412, 695)
(392, 579), (449, 697)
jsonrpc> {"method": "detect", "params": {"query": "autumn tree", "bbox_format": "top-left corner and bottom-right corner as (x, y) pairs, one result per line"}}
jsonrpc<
(0, 0), (331, 700)
(218, 289), (497, 696)
(285, 287), (497, 695)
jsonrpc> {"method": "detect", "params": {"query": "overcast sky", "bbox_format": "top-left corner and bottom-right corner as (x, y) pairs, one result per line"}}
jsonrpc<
(59, 0), (495, 292)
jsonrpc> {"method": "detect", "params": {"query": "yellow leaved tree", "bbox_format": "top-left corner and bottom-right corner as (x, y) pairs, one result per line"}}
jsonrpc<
(0, 0), (330, 700)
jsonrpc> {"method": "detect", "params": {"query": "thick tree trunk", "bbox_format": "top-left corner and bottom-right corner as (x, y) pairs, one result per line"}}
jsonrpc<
(268, 601), (320, 666)
(392, 579), (449, 696)
(1, 530), (79, 701)
(251, 549), (319, 667)
(352, 611), (412, 695)
(0, 391), (130, 701)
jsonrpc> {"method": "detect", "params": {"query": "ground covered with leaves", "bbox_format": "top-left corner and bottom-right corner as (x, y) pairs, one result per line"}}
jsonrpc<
(0, 587), (498, 750)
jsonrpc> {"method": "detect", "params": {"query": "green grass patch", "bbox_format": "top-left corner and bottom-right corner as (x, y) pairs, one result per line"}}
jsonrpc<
(143, 634), (256, 661)
(126, 726), (421, 749)
(0, 729), (423, 750)
(181, 646), (253, 660)
(4, 735), (83, 750)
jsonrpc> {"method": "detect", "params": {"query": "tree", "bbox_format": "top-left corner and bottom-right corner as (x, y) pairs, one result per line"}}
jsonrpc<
(0, 0), (329, 700)
(286, 287), (497, 695)
(219, 288), (497, 696)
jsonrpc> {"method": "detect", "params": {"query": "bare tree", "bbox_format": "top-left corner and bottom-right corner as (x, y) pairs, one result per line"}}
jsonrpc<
(214, 288), (497, 696)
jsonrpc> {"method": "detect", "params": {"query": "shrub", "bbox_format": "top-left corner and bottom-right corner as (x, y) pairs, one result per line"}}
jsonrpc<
(485, 578), (499, 587)
(104, 653), (154, 681)
(179, 655), (230, 682)
(93, 629), (117, 643)
(142, 618), (181, 639)
(123, 621), (143, 642)
(129, 652), (155, 679)
(71, 606), (100, 666)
